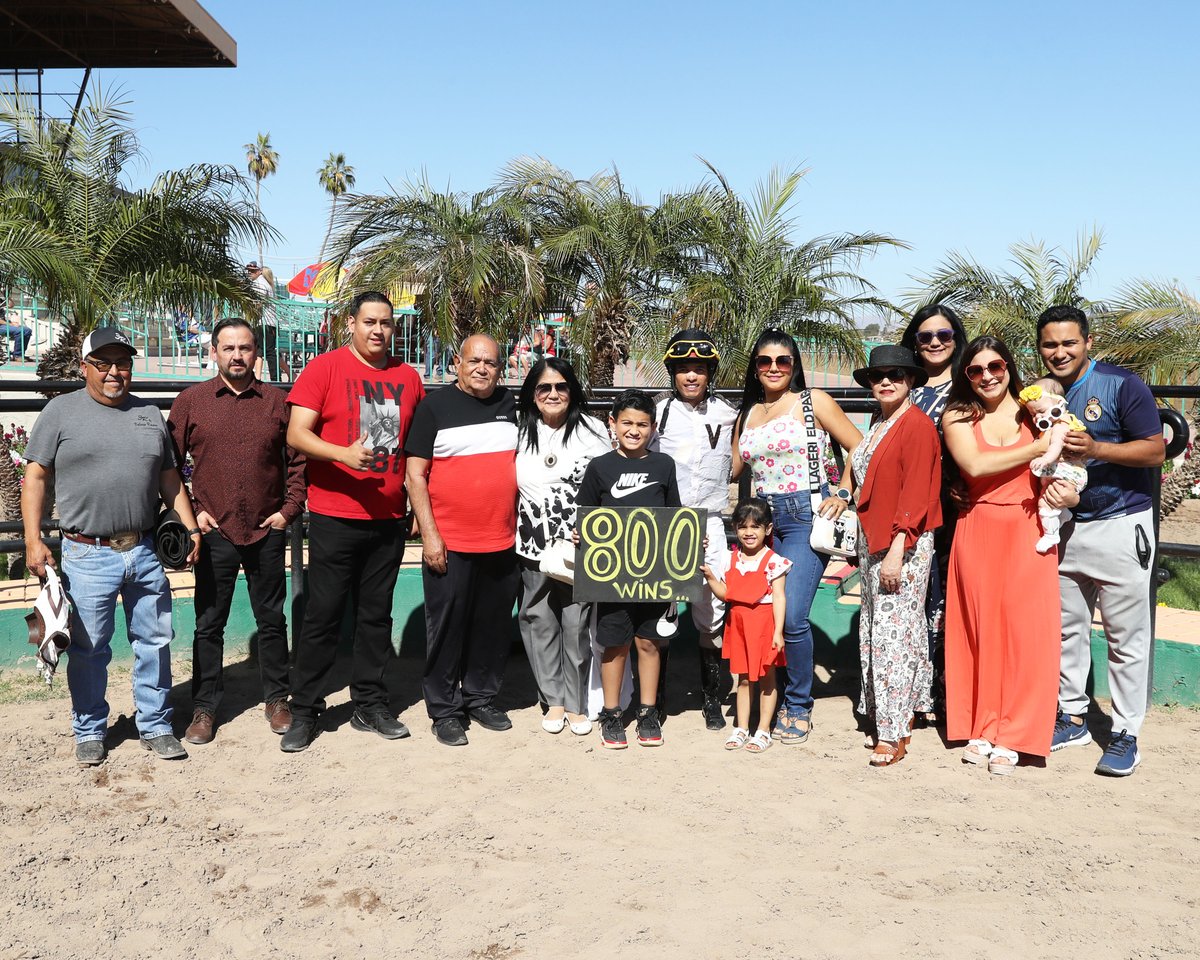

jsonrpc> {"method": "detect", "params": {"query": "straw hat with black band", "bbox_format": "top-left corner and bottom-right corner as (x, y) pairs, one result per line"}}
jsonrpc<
(852, 344), (929, 389)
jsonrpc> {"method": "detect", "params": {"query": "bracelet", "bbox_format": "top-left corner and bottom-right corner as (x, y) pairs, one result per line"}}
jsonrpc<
(188, 528), (202, 535)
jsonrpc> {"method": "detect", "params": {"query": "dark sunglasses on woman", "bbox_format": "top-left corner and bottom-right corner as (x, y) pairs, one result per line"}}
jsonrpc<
(866, 368), (907, 385)
(915, 328), (955, 346)
(534, 382), (569, 398)
(965, 358), (1007, 382)
(755, 354), (795, 372)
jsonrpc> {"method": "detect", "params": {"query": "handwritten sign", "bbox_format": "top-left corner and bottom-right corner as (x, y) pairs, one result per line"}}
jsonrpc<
(573, 506), (704, 603)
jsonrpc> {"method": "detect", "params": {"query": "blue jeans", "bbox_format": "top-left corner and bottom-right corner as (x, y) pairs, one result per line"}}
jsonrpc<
(61, 537), (174, 743)
(762, 491), (827, 718)
(0, 322), (31, 357)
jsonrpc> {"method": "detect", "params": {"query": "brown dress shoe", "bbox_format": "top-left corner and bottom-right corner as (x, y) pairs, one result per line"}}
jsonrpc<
(184, 709), (215, 745)
(265, 699), (293, 735)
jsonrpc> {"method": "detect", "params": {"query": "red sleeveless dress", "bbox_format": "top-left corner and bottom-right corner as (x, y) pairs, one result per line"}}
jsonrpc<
(722, 548), (787, 682)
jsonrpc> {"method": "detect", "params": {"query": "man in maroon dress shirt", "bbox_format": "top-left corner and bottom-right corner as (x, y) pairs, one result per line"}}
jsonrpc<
(168, 318), (306, 744)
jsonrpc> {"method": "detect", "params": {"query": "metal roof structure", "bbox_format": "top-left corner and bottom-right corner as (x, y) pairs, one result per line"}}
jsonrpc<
(0, 0), (236, 69)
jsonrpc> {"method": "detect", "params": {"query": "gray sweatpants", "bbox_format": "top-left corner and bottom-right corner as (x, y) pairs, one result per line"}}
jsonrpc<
(1058, 510), (1154, 736)
(518, 559), (592, 715)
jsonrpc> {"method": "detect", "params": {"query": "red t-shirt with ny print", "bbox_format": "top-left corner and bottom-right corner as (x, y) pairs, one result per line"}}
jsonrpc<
(287, 347), (425, 519)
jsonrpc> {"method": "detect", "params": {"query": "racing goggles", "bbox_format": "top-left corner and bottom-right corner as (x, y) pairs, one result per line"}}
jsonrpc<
(1034, 403), (1067, 433)
(664, 339), (720, 363)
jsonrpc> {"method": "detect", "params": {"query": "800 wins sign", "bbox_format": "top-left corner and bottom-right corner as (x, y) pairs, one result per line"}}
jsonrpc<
(573, 506), (704, 603)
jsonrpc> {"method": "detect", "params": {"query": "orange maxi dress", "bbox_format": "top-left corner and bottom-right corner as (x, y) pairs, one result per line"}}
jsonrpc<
(944, 421), (1061, 757)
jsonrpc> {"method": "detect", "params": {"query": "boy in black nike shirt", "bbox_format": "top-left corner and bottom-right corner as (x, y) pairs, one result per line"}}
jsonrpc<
(575, 390), (680, 749)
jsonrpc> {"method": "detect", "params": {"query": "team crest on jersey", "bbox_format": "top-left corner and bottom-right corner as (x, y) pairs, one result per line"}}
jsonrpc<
(1084, 397), (1102, 422)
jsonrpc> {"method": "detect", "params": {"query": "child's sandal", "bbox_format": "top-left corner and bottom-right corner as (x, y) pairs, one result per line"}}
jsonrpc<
(744, 730), (772, 753)
(724, 728), (749, 751)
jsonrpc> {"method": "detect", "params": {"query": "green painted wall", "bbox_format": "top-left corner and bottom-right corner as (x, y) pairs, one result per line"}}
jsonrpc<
(3, 574), (1198, 707)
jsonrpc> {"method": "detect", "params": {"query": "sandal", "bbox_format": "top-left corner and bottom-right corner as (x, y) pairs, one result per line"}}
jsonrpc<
(988, 746), (1018, 776)
(778, 715), (812, 745)
(869, 739), (907, 767)
(745, 730), (772, 753)
(724, 728), (749, 751)
(962, 738), (993, 765)
(770, 708), (788, 741)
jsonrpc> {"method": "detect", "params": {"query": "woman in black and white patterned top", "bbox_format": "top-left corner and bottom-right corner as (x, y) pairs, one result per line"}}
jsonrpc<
(515, 357), (611, 736)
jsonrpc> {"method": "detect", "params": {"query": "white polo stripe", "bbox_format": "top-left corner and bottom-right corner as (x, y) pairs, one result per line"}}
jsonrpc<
(432, 420), (518, 459)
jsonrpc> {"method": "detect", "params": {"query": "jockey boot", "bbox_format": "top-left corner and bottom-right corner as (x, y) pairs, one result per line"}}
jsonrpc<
(699, 647), (728, 730)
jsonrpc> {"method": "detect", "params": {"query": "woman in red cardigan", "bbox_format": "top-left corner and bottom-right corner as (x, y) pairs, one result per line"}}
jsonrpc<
(849, 345), (943, 767)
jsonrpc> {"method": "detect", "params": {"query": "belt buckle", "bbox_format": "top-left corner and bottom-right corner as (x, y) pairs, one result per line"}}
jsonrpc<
(109, 532), (139, 552)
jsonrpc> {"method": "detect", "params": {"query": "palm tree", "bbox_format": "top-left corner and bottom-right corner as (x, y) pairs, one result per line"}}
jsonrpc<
(244, 131), (279, 267)
(1107, 280), (1200, 519)
(317, 152), (355, 265)
(0, 88), (274, 380)
(325, 175), (543, 349)
(669, 162), (905, 386)
(902, 230), (1106, 370)
(501, 158), (703, 387)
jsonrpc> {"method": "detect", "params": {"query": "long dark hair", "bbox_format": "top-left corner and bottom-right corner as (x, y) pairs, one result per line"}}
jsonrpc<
(517, 356), (602, 452)
(737, 328), (808, 427)
(899, 303), (968, 373)
(946, 335), (1025, 422)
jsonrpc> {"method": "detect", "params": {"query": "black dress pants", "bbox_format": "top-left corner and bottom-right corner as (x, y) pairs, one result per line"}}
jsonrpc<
(290, 513), (404, 721)
(422, 548), (519, 722)
(192, 528), (289, 711)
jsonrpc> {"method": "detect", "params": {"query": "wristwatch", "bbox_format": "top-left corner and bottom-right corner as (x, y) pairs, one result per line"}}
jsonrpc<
(834, 488), (851, 503)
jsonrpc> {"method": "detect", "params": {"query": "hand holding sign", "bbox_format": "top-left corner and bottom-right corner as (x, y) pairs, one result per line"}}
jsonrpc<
(573, 506), (704, 603)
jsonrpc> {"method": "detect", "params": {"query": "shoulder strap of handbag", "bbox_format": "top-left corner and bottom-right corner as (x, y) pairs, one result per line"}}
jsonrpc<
(800, 389), (824, 513)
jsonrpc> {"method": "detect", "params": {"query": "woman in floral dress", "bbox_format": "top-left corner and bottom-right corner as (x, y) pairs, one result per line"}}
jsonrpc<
(848, 346), (943, 767)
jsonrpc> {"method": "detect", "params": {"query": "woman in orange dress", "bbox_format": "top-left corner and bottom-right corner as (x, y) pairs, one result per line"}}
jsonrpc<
(943, 336), (1074, 775)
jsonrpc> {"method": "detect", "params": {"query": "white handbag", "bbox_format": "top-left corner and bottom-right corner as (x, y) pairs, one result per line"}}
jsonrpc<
(800, 390), (858, 559)
(539, 537), (576, 584)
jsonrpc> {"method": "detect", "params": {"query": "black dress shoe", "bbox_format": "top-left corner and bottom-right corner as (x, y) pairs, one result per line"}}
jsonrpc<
(351, 706), (411, 740)
(468, 704), (512, 731)
(280, 718), (318, 753)
(432, 718), (469, 746)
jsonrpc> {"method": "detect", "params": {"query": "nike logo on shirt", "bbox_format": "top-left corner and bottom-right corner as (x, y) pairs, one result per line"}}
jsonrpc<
(609, 473), (657, 499)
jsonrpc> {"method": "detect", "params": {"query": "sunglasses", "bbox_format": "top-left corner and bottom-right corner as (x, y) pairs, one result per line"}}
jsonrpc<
(755, 354), (795, 372)
(664, 340), (719, 362)
(1033, 404), (1067, 432)
(915, 328), (955, 346)
(965, 358), (1007, 382)
(535, 381), (569, 398)
(84, 356), (133, 373)
(866, 368), (908, 385)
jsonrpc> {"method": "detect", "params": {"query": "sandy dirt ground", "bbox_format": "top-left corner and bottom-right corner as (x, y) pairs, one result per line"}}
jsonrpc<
(1, 643), (1198, 960)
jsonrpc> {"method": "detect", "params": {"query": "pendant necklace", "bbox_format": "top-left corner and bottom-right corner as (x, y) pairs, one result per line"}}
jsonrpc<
(544, 424), (562, 468)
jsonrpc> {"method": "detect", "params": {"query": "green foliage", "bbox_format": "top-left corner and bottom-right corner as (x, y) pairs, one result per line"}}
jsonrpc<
(1159, 558), (1200, 612)
(317, 152), (355, 265)
(0, 88), (275, 378)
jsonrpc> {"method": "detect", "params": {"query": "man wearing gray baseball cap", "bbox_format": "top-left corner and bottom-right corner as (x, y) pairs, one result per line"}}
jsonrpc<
(21, 326), (203, 765)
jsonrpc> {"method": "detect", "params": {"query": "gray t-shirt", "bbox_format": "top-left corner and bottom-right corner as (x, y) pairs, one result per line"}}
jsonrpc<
(24, 390), (176, 536)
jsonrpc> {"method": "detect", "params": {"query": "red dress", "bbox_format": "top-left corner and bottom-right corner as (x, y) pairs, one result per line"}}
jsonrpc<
(722, 548), (787, 682)
(944, 422), (1061, 756)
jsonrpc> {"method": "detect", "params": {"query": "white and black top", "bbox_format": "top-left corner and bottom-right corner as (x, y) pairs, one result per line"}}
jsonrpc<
(651, 393), (738, 515)
(576, 450), (682, 511)
(516, 416), (611, 560)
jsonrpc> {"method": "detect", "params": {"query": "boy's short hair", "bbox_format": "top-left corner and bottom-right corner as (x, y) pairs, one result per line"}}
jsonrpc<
(733, 497), (773, 528)
(610, 389), (656, 420)
(1037, 304), (1089, 339)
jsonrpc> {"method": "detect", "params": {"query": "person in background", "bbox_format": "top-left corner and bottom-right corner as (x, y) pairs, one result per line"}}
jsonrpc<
(0, 301), (34, 361)
(247, 261), (277, 380)
(1039, 305), (1164, 776)
(731, 329), (861, 745)
(652, 328), (739, 730)
(847, 345), (942, 767)
(515, 357), (610, 736)
(898, 303), (970, 725)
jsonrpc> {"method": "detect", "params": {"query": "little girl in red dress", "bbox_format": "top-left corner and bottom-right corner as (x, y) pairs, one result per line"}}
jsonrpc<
(701, 498), (790, 753)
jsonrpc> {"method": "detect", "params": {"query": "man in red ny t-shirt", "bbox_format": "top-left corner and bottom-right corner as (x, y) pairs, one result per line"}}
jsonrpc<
(280, 291), (425, 753)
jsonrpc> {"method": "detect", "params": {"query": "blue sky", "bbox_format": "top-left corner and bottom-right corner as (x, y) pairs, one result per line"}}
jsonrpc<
(31, 0), (1200, 310)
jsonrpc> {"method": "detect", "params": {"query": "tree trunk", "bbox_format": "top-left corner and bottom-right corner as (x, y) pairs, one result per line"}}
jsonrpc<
(1160, 417), (1199, 520)
(318, 197), (337, 266)
(0, 433), (23, 523)
(35, 325), (86, 394)
(255, 179), (264, 267)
